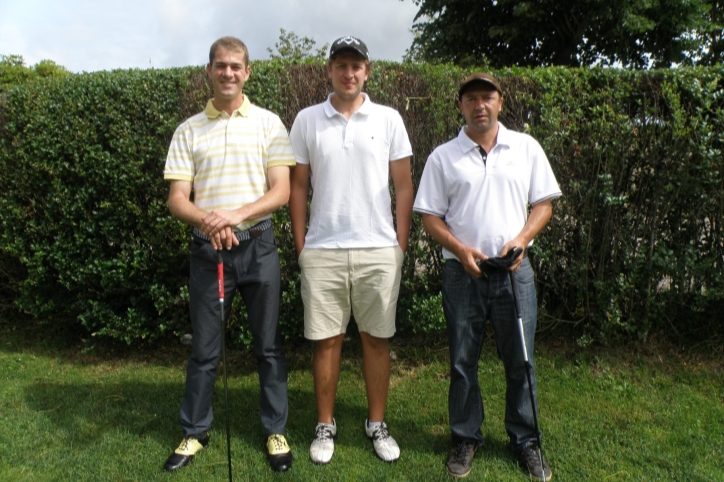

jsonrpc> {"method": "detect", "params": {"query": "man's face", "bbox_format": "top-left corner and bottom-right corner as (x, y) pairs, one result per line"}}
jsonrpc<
(206, 46), (250, 103)
(458, 86), (503, 134)
(327, 51), (369, 102)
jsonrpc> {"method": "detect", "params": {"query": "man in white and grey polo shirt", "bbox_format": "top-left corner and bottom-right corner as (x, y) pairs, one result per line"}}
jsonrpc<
(414, 73), (561, 481)
(163, 36), (294, 473)
(289, 36), (413, 465)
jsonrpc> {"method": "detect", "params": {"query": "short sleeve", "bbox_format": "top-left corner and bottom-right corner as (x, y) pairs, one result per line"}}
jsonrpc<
(527, 138), (562, 205)
(289, 113), (311, 165)
(389, 110), (413, 162)
(413, 153), (448, 217)
(164, 122), (195, 182)
(266, 114), (296, 168)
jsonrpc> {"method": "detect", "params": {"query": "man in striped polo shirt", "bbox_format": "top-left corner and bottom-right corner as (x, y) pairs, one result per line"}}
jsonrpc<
(163, 36), (295, 473)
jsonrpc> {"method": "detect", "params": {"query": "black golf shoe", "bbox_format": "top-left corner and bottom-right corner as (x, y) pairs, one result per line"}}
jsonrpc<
(267, 434), (293, 472)
(163, 433), (210, 471)
(446, 439), (478, 478)
(517, 442), (551, 482)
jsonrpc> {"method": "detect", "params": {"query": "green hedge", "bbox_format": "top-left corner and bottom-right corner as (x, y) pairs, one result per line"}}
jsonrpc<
(1, 62), (722, 346)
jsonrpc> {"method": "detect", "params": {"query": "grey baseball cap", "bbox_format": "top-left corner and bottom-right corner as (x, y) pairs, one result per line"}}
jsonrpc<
(329, 36), (370, 60)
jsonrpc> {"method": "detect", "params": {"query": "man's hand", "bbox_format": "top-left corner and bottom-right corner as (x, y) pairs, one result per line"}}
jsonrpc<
(200, 210), (242, 250)
(456, 245), (488, 277)
(421, 214), (488, 277)
(210, 226), (240, 251)
(201, 209), (241, 232)
(499, 199), (554, 271)
(500, 239), (526, 271)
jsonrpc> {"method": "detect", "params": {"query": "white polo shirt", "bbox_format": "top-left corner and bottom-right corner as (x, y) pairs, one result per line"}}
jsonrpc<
(413, 123), (562, 260)
(290, 93), (413, 248)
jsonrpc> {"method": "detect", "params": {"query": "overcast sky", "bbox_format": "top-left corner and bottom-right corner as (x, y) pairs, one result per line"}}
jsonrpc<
(0, 0), (422, 72)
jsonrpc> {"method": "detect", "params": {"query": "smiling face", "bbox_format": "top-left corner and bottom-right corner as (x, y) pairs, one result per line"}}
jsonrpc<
(206, 46), (250, 109)
(327, 51), (369, 103)
(458, 85), (504, 135)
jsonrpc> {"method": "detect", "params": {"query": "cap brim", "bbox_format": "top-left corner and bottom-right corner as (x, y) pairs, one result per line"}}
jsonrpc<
(459, 78), (502, 97)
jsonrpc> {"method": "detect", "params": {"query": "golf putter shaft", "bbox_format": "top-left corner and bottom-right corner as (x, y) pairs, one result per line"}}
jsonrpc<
(508, 271), (545, 471)
(217, 250), (233, 482)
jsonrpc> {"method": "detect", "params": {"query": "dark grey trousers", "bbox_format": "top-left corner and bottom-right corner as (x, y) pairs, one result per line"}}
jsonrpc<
(179, 224), (289, 438)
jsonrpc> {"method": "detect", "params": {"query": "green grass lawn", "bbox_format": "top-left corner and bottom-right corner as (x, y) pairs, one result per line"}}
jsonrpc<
(1, 324), (722, 481)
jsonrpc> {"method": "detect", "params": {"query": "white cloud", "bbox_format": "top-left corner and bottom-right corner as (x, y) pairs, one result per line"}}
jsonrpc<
(0, 0), (420, 72)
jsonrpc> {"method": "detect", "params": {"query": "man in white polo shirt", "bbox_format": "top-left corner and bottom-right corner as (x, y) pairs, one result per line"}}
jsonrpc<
(288, 36), (413, 465)
(413, 73), (561, 481)
(163, 36), (294, 473)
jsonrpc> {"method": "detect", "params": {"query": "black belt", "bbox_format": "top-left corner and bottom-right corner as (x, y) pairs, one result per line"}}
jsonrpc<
(192, 219), (271, 242)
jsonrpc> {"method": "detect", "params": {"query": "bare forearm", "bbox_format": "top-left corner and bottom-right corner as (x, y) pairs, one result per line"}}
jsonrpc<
(500, 199), (553, 270)
(390, 158), (413, 252)
(422, 215), (466, 259)
(421, 214), (487, 276)
(289, 191), (308, 255)
(394, 187), (413, 252)
(289, 164), (310, 255)
(511, 200), (553, 248)
(200, 165), (291, 237)
(168, 184), (205, 228)
(234, 182), (290, 222)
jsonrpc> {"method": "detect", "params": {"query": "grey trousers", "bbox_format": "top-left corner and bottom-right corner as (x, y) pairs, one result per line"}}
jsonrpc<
(179, 224), (289, 438)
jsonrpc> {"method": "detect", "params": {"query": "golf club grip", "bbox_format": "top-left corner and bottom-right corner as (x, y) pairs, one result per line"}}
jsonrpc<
(216, 250), (224, 301)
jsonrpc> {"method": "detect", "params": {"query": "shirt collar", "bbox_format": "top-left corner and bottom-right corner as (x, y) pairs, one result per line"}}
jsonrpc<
(204, 96), (251, 119)
(323, 92), (372, 118)
(456, 122), (510, 153)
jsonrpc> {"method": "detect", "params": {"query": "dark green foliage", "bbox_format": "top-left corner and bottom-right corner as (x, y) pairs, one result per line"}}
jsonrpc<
(406, 0), (714, 68)
(527, 67), (724, 343)
(0, 68), (194, 343)
(1, 63), (723, 346)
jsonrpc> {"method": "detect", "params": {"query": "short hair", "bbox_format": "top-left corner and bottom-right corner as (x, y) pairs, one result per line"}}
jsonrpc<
(208, 36), (249, 66)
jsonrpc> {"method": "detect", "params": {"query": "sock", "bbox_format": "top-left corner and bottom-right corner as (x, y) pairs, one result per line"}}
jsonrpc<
(367, 420), (382, 429)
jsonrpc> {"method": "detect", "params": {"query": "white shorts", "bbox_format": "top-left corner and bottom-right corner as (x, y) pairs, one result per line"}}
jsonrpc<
(299, 247), (404, 340)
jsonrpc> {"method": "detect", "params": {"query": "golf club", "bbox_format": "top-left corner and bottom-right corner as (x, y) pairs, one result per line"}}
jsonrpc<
(217, 250), (233, 482)
(508, 269), (545, 473)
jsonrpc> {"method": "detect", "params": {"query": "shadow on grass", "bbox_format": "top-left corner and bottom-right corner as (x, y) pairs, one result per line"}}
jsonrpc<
(21, 376), (450, 460)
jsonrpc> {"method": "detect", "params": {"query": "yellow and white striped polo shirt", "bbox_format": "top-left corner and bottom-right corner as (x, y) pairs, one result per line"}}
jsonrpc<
(164, 97), (295, 231)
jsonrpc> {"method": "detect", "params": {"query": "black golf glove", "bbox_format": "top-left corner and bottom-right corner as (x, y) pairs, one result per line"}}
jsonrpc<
(476, 247), (523, 277)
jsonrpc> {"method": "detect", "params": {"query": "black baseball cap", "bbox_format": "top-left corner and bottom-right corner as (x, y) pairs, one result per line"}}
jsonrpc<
(329, 36), (370, 60)
(458, 73), (503, 99)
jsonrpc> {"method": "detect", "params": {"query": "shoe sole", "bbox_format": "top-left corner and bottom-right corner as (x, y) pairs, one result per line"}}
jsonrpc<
(373, 453), (399, 463)
(268, 453), (293, 472)
(164, 455), (194, 472)
(527, 473), (552, 482)
(447, 467), (472, 478)
(310, 458), (332, 465)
